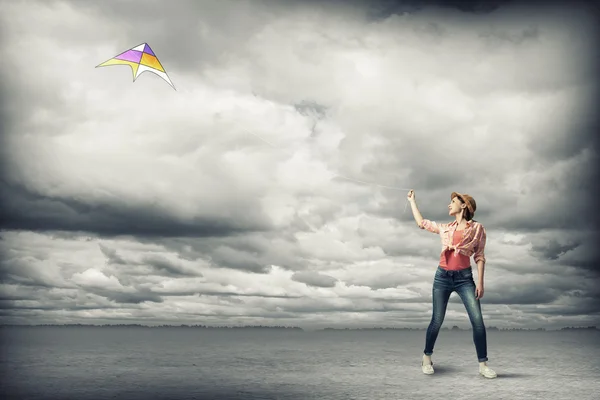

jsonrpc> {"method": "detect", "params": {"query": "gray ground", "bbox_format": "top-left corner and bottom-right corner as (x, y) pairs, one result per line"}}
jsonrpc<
(1, 327), (598, 399)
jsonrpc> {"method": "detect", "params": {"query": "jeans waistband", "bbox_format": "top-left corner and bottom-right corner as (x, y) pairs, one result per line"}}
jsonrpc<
(437, 265), (472, 276)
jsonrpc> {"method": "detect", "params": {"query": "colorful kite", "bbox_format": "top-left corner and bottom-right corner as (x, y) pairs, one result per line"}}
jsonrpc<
(96, 43), (175, 90)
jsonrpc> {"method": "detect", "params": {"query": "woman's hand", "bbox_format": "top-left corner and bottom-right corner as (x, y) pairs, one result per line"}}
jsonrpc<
(475, 284), (484, 300)
(407, 189), (415, 202)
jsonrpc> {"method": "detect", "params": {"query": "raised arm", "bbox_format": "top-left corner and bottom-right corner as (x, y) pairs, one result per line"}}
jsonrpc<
(408, 190), (423, 227)
(407, 190), (440, 234)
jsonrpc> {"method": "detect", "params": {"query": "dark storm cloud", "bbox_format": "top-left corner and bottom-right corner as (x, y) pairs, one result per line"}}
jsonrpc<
(270, 300), (424, 315)
(522, 233), (600, 274)
(0, 301), (78, 311)
(519, 294), (600, 316)
(99, 244), (127, 265)
(0, 257), (69, 289)
(209, 245), (271, 273)
(366, 0), (513, 19)
(342, 273), (425, 290)
(155, 235), (305, 274)
(0, 180), (268, 238)
(140, 254), (202, 277)
(371, 239), (439, 260)
(0, 293), (35, 301)
(96, 289), (163, 304)
(466, 274), (600, 313)
(0, 272), (54, 289)
(291, 271), (338, 288)
(530, 238), (582, 261)
(0, 299), (125, 312)
(197, 291), (302, 300)
(99, 244), (205, 277)
(0, 284), (131, 311)
(561, 253), (600, 272)
(0, 285), (56, 301)
(458, 287), (561, 305)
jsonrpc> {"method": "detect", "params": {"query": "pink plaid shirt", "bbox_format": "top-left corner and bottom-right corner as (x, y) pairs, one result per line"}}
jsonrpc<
(419, 219), (487, 264)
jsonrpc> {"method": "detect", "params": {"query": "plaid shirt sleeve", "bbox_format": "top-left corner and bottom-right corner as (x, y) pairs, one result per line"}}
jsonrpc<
(419, 219), (443, 234)
(473, 225), (487, 264)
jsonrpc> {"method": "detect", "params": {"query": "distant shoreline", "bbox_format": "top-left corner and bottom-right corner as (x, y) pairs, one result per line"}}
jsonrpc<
(0, 324), (597, 332)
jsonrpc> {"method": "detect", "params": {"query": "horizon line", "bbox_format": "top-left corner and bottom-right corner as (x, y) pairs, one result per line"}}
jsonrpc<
(1, 324), (598, 331)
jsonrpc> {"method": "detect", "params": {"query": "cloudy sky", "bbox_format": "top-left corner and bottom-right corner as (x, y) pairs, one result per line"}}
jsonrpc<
(0, 0), (598, 330)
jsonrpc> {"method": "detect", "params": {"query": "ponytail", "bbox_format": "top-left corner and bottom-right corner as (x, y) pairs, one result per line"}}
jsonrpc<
(464, 208), (473, 221)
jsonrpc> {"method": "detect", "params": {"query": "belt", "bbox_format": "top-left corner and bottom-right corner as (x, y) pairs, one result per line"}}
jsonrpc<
(438, 266), (471, 276)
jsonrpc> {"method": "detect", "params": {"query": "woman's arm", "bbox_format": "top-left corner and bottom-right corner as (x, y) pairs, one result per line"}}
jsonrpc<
(473, 225), (487, 298)
(477, 260), (485, 286)
(407, 190), (440, 233)
(473, 226), (487, 268)
(409, 198), (424, 228)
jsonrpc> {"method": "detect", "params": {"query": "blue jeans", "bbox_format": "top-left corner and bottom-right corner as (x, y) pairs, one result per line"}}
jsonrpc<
(424, 266), (489, 362)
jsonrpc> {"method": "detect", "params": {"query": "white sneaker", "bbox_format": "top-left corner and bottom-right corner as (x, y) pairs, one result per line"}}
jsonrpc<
(421, 360), (434, 375)
(479, 364), (497, 379)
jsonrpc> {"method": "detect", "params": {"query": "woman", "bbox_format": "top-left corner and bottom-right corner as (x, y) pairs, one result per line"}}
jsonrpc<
(407, 189), (497, 379)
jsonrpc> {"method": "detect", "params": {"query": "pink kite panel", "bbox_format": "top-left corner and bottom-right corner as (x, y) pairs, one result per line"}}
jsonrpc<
(115, 50), (143, 63)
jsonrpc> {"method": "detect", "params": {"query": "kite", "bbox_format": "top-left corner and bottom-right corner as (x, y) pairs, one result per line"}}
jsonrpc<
(96, 43), (175, 90)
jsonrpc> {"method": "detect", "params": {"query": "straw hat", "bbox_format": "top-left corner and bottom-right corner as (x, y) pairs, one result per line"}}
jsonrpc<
(451, 192), (476, 216)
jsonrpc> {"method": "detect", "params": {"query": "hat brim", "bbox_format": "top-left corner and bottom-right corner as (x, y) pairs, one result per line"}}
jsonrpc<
(451, 192), (475, 215)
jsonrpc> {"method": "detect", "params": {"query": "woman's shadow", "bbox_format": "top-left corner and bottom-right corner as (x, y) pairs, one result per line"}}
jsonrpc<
(432, 365), (532, 378)
(494, 372), (532, 379)
(428, 365), (461, 375)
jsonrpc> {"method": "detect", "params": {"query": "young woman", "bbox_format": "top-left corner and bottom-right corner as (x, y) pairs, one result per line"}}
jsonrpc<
(407, 190), (497, 379)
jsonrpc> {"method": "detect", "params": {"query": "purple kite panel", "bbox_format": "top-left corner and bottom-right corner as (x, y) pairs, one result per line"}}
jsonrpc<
(143, 44), (155, 56)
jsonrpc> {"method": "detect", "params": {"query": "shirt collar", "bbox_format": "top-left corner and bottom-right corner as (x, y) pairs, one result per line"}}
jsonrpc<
(450, 220), (473, 228)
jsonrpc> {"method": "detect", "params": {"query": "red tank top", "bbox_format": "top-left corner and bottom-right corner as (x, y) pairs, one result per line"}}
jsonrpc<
(439, 229), (470, 270)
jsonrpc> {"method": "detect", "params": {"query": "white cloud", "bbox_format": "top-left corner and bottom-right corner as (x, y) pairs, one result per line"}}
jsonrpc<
(71, 269), (124, 290)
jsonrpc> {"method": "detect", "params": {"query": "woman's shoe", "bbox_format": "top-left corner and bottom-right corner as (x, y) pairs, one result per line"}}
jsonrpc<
(479, 364), (497, 379)
(421, 361), (434, 375)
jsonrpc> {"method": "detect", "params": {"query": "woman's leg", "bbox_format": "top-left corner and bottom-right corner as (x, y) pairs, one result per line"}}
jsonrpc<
(424, 270), (453, 357)
(456, 278), (488, 362)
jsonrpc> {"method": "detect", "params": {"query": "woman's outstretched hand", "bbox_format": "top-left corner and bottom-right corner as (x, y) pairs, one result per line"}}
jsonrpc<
(407, 189), (415, 202)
